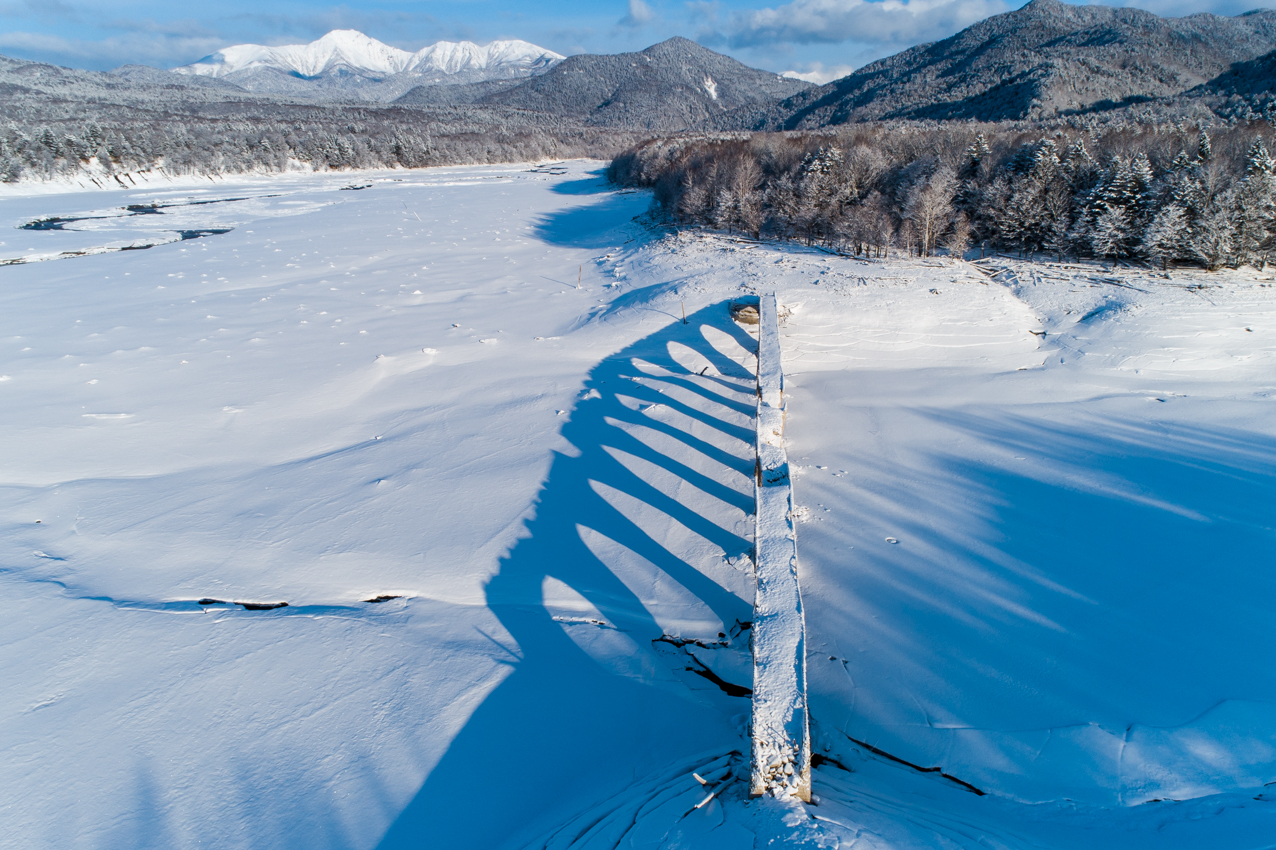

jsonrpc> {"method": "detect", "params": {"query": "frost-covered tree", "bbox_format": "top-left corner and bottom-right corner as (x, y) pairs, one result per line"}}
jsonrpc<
(945, 213), (971, 261)
(960, 132), (990, 180)
(1131, 152), (1157, 228)
(765, 173), (801, 240)
(1245, 136), (1274, 177)
(1042, 179), (1074, 261)
(1232, 138), (1276, 266)
(608, 122), (1276, 269)
(1091, 203), (1132, 259)
(1141, 204), (1190, 269)
(1191, 192), (1237, 270)
(794, 146), (846, 244)
(731, 156), (764, 238)
(904, 166), (956, 257)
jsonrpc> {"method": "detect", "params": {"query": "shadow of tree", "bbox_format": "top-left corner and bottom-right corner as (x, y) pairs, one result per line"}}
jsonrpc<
(532, 171), (650, 249)
(547, 171), (615, 196)
(377, 304), (761, 849)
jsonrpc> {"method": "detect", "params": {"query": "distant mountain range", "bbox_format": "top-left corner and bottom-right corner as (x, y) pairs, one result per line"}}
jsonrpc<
(86, 1), (1276, 127)
(168, 30), (563, 102)
(744, 0), (1276, 128)
(396, 38), (808, 131)
(4, 0), (1276, 168)
(151, 31), (807, 119)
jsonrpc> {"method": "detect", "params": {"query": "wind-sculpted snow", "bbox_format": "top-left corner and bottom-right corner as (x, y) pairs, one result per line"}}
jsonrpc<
(2, 162), (1276, 848)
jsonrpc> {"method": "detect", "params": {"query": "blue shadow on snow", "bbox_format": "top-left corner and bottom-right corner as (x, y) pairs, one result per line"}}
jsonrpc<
(376, 304), (760, 849)
(533, 185), (649, 249)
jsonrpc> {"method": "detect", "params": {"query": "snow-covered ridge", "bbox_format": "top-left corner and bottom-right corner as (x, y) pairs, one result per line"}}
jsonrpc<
(174, 29), (563, 81)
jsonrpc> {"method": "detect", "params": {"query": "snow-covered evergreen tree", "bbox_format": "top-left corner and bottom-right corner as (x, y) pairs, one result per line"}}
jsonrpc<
(796, 146), (846, 244)
(1245, 136), (1274, 177)
(960, 132), (990, 181)
(1090, 203), (1131, 259)
(1141, 204), (1190, 269)
(1198, 131), (1213, 163)
(1191, 193), (1236, 270)
(1233, 138), (1276, 266)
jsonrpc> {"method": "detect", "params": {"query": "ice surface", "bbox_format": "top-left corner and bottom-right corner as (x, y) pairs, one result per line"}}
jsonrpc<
(2, 162), (1275, 848)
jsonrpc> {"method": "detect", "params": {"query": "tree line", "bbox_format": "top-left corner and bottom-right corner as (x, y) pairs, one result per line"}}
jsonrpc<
(0, 107), (639, 184)
(608, 122), (1276, 269)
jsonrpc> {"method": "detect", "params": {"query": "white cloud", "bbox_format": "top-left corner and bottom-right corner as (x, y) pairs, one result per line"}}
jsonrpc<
(0, 29), (226, 69)
(782, 62), (857, 83)
(0, 0), (80, 21)
(0, 7), (458, 70)
(619, 0), (658, 27)
(716, 0), (1012, 48)
(684, 0), (723, 24)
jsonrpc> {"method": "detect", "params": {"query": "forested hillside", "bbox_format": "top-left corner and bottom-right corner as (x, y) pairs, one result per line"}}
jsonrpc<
(0, 39), (798, 183)
(0, 53), (639, 183)
(7, 0), (1276, 190)
(475, 38), (808, 131)
(610, 122), (1276, 270)
(735, 0), (1276, 129)
(0, 107), (637, 184)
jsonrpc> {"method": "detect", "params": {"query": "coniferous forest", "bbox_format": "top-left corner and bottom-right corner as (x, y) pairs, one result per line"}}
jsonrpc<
(608, 123), (1276, 270)
(0, 111), (638, 185)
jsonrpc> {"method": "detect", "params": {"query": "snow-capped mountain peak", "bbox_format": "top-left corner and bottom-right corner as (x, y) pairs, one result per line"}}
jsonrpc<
(174, 30), (404, 78)
(283, 30), (415, 78)
(409, 39), (563, 77)
(174, 31), (563, 83)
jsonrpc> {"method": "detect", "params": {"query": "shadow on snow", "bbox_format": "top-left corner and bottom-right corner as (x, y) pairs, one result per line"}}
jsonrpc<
(533, 177), (650, 249)
(377, 304), (760, 849)
(796, 397), (1276, 803)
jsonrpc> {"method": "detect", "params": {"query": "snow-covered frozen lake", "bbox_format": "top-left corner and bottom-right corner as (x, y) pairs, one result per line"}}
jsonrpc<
(2, 161), (1274, 848)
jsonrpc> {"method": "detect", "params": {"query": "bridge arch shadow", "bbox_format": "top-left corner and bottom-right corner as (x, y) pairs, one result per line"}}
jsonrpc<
(377, 303), (761, 849)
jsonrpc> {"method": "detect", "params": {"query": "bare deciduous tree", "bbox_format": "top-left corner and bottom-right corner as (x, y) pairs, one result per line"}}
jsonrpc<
(945, 213), (971, 262)
(904, 166), (956, 257)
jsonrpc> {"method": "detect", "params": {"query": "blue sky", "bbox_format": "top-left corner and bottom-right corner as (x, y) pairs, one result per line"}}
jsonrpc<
(0, 0), (1269, 82)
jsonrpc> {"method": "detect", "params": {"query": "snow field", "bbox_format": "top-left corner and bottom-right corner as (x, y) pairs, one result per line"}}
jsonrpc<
(784, 261), (1276, 809)
(2, 161), (1275, 848)
(606, 231), (1276, 845)
(1, 163), (756, 848)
